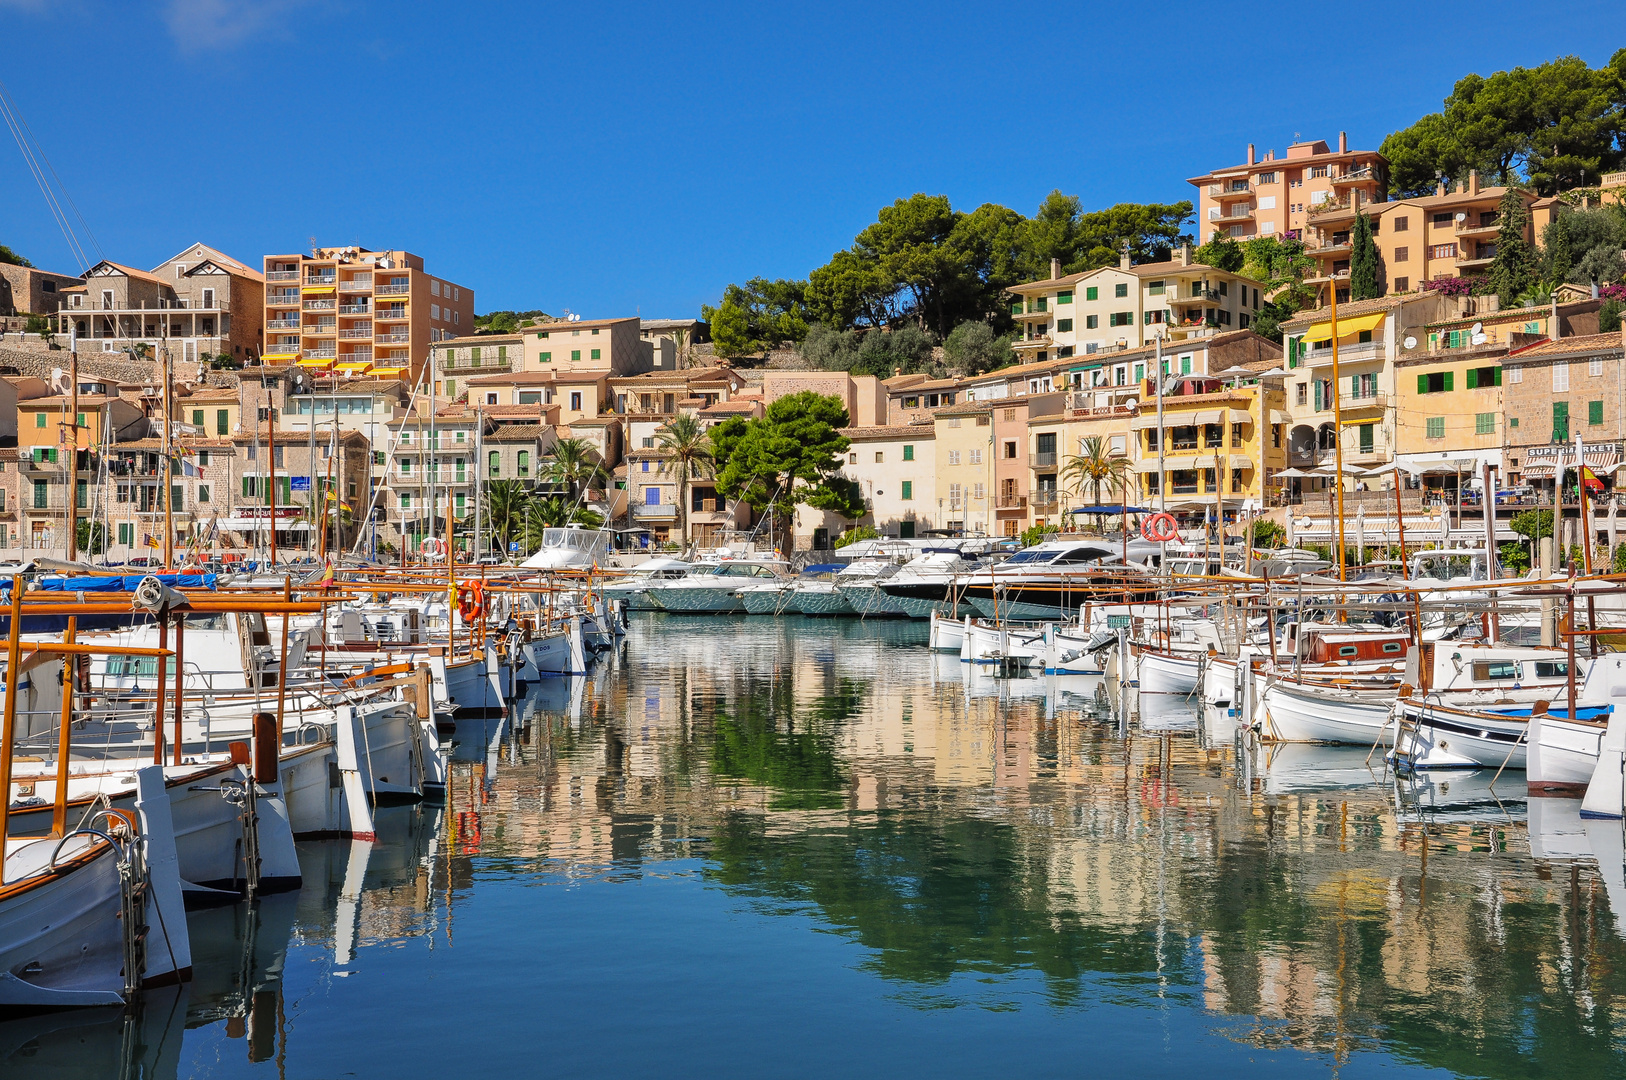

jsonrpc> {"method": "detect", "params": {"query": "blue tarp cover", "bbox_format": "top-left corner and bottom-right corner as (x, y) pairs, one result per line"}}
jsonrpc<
(39, 573), (219, 591)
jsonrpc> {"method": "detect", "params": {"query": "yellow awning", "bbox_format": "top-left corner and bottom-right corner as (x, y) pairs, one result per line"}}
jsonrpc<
(335, 362), (372, 372)
(301, 285), (335, 294)
(1302, 312), (1386, 343)
(262, 351), (299, 361)
(298, 357), (334, 368)
(369, 366), (406, 376)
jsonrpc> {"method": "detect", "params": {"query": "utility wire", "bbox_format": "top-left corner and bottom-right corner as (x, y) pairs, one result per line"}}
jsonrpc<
(0, 75), (103, 269)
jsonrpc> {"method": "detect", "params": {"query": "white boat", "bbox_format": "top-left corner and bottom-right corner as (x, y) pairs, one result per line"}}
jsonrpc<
(833, 559), (909, 618)
(959, 618), (1048, 666)
(876, 551), (983, 619)
(1258, 677), (1395, 746)
(602, 557), (702, 611)
(1042, 624), (1112, 676)
(520, 526), (614, 571)
(739, 581), (796, 615)
(1137, 649), (1202, 697)
(928, 609), (965, 652)
(646, 559), (789, 614)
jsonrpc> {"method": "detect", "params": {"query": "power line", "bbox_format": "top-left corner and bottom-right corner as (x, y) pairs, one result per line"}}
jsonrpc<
(0, 75), (103, 269)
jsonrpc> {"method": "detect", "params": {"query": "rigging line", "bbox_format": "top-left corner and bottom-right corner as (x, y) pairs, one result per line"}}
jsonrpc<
(0, 85), (86, 271)
(0, 75), (103, 263)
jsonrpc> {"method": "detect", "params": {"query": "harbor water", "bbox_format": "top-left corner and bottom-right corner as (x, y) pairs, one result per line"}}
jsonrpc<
(11, 616), (1626, 1078)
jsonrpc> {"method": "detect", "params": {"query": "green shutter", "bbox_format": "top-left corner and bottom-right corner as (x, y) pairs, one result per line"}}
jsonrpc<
(591, 349), (601, 360)
(901, 480), (912, 500)
(1590, 400), (1604, 425)
(902, 445), (914, 461)
(1057, 291), (1072, 304)
(1465, 368), (1477, 389)
(1086, 287), (1098, 301)
(1417, 373), (1428, 395)
(1554, 402), (1569, 441)
(1443, 371), (1453, 392)
(1493, 367), (1503, 386)
(217, 409), (229, 435)
(1351, 375), (1360, 394)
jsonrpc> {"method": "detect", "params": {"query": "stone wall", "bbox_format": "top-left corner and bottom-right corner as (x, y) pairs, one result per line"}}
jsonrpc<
(0, 343), (157, 385)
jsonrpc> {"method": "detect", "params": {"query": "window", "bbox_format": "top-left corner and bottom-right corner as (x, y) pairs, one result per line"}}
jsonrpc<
(1429, 243), (1458, 260)
(570, 392), (582, 410)
(34, 412), (45, 428)
(1085, 286), (1098, 301)
(1431, 213), (1454, 228)
(399, 457), (412, 474)
(644, 486), (660, 506)
(1114, 283), (1128, 298)
(445, 380), (456, 398)
(1475, 412), (1496, 435)
(1146, 280), (1165, 295)
(1311, 165), (1328, 178)
(948, 483), (962, 508)
(119, 523), (132, 546)
(591, 349), (601, 360)
(847, 452), (859, 465)
(1057, 291), (1072, 303)
(1426, 417), (1445, 439)
(969, 448), (983, 465)
(1057, 318), (1073, 332)
(1393, 277), (1409, 292)
(641, 437), (654, 449)
(171, 486), (182, 509)
(1590, 400), (1605, 425)
(1464, 366), (1501, 388)
(1591, 358), (1604, 377)
(1393, 247), (1409, 262)
(486, 393), (499, 406)
(972, 483), (985, 501)
(1553, 364), (1570, 393)
(540, 352), (552, 362)
(1391, 216), (1409, 233)
(518, 450), (530, 477)
(1003, 441), (1017, 459)
(874, 452), (884, 463)
(902, 444), (914, 461)
(1417, 371), (1453, 394)
(489, 450), (501, 477)
(1108, 312), (1133, 327)
(1085, 314), (1099, 329)
(197, 484), (210, 503)
(571, 350), (581, 362)
(519, 391), (541, 405)
(1553, 401), (1569, 441)
(192, 409), (204, 427)
(901, 480), (913, 500)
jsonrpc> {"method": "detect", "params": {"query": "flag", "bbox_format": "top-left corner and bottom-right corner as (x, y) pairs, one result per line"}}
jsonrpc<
(1581, 465), (1605, 493)
(144, 534), (161, 549)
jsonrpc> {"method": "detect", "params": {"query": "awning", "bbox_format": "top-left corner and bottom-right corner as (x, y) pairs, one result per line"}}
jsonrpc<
(220, 518), (312, 531)
(262, 351), (298, 361)
(298, 357), (334, 368)
(1269, 409), (1291, 425)
(1129, 415), (1161, 430)
(335, 362), (372, 373)
(1302, 311), (1386, 343)
(301, 285), (335, 294)
(369, 366), (406, 376)
(1188, 410), (1225, 425)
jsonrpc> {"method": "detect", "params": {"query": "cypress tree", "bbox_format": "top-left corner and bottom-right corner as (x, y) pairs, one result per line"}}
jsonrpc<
(1488, 187), (1536, 307)
(1349, 212), (1381, 300)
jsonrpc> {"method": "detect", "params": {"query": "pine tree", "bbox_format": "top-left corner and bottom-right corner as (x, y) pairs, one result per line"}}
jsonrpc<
(1349, 213), (1381, 300)
(1487, 187), (1537, 307)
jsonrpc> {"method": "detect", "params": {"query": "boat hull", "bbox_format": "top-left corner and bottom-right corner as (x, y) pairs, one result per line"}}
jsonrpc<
(1259, 679), (1395, 746)
(1137, 650), (1201, 697)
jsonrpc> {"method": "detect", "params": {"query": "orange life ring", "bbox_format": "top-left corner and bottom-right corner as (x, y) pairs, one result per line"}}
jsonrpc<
(457, 580), (486, 623)
(1141, 512), (1179, 543)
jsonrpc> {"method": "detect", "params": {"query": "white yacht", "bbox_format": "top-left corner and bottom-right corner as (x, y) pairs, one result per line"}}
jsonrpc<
(602, 557), (705, 611)
(520, 526), (614, 571)
(645, 559), (790, 614)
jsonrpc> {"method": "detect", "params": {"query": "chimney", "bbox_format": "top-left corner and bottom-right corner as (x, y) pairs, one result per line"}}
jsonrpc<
(1458, 178), (1467, 195)
(1119, 242), (1131, 271)
(1469, 169), (1479, 195)
(1267, 150), (1275, 161)
(1437, 178), (1448, 197)
(1552, 299), (1562, 340)
(1338, 131), (1347, 153)
(1050, 257), (1061, 281)
(1247, 143), (1256, 165)
(1180, 242), (1192, 267)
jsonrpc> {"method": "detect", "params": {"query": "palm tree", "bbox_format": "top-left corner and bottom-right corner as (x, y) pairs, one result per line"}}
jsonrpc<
(655, 413), (714, 546)
(525, 496), (604, 542)
(542, 437), (607, 499)
(484, 479), (531, 555)
(1062, 436), (1131, 508)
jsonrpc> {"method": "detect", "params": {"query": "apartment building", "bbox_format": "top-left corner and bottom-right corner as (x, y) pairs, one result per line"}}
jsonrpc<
(382, 411), (485, 553)
(933, 402), (995, 537)
(1502, 331), (1626, 493)
(0, 263), (82, 317)
(18, 388), (146, 551)
(99, 436), (238, 560)
(1305, 172), (1537, 302)
(795, 426), (937, 547)
(1007, 251), (1268, 362)
(262, 247), (472, 385)
(1278, 293), (1455, 483)
(882, 375), (960, 425)
(1129, 373), (1287, 516)
(61, 244), (264, 364)
(1392, 346), (1507, 476)
(1187, 134), (1387, 242)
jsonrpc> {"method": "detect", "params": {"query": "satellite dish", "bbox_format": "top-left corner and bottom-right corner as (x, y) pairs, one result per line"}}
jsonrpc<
(1471, 333), (1487, 345)
(1403, 336), (1417, 350)
(1455, 212), (1467, 221)
(1471, 322), (1483, 335)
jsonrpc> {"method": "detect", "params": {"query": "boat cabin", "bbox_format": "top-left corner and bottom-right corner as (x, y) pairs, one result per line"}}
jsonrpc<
(1284, 623), (1410, 664)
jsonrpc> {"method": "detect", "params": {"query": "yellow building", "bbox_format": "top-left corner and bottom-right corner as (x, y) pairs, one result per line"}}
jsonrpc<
(1392, 350), (1504, 476)
(1130, 372), (1286, 520)
(933, 402), (996, 536)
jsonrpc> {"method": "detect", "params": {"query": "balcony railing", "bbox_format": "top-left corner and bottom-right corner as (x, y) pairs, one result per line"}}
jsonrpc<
(1331, 167), (1379, 186)
(267, 294), (300, 307)
(265, 270), (299, 282)
(634, 503), (679, 520)
(339, 276), (373, 291)
(1212, 206), (1253, 222)
(267, 318), (299, 330)
(303, 324), (336, 336)
(1033, 451), (1058, 468)
(339, 303), (371, 315)
(303, 347), (337, 360)
(305, 274), (336, 284)
(339, 327), (372, 339)
(1307, 197), (1355, 218)
(1207, 182), (1254, 196)
(375, 309), (407, 321)
(1032, 491), (1059, 510)
(375, 283), (410, 296)
(303, 298), (336, 311)
(1336, 391), (1392, 410)
(996, 495), (1027, 510)
(1456, 217), (1499, 236)
(376, 331), (410, 343)
(1012, 334), (1053, 349)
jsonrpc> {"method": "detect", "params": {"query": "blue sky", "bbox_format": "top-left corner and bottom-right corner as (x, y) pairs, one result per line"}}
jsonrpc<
(0, 1), (1619, 320)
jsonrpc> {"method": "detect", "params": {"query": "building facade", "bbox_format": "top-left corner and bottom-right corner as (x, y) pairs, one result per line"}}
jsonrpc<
(1187, 134), (1387, 243)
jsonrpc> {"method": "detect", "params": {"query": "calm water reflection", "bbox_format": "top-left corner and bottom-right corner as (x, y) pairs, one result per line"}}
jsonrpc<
(8, 617), (1626, 1078)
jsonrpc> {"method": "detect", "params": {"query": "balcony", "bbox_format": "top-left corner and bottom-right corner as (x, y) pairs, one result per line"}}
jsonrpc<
(1307, 198), (1358, 225)
(267, 317), (299, 330)
(265, 270), (299, 283)
(1211, 205), (1254, 223)
(303, 324), (336, 336)
(303, 298), (336, 311)
(303, 347), (337, 360)
(1335, 391), (1392, 412)
(1207, 182), (1254, 197)
(339, 327), (373, 339)
(996, 495), (1027, 510)
(1014, 307), (1052, 322)
(339, 277), (373, 291)
(375, 309), (407, 321)
(339, 303), (371, 315)
(1456, 217), (1500, 238)
(1331, 167), (1380, 187)
(1031, 491), (1059, 511)
(376, 331), (410, 343)
(1011, 334), (1052, 350)
(1311, 241), (1352, 257)
(1303, 340), (1382, 366)
(1033, 451), (1058, 468)
(304, 275), (336, 286)
(634, 503), (679, 520)
(375, 283), (410, 296)
(267, 294), (300, 307)
(1168, 288), (1223, 306)
(1457, 252), (1495, 270)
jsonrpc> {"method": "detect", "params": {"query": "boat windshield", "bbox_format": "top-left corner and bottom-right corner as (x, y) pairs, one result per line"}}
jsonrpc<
(1002, 550), (1058, 565)
(1411, 553), (1488, 582)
